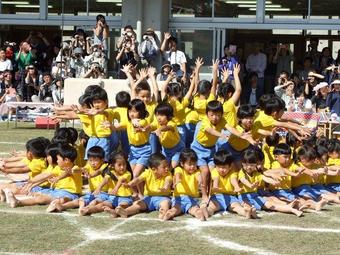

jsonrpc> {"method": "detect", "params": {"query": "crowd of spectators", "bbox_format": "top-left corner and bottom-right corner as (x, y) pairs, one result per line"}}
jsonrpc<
(0, 14), (339, 121)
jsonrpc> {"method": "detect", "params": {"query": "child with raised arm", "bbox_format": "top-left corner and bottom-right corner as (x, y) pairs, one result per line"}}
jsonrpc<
(0, 137), (50, 196)
(115, 153), (172, 219)
(109, 99), (151, 198)
(207, 150), (256, 219)
(163, 149), (207, 221)
(238, 148), (304, 217)
(150, 102), (185, 168)
(5, 144), (82, 209)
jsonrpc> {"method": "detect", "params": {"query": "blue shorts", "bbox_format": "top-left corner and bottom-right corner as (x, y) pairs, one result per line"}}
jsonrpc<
(210, 194), (240, 212)
(292, 185), (320, 201)
(107, 195), (133, 207)
(215, 129), (231, 151)
(80, 192), (110, 206)
(310, 184), (335, 195)
(162, 141), (185, 164)
(31, 186), (52, 194)
(326, 183), (340, 192)
(129, 143), (152, 167)
(149, 133), (160, 154)
(110, 132), (119, 154)
(49, 189), (79, 200)
(143, 196), (171, 211)
(270, 189), (297, 202)
(86, 137), (111, 161)
(217, 141), (247, 162)
(118, 130), (130, 156)
(238, 192), (266, 210)
(172, 195), (199, 214)
(191, 139), (215, 167)
(257, 189), (272, 197)
(177, 124), (187, 145)
(184, 123), (196, 148)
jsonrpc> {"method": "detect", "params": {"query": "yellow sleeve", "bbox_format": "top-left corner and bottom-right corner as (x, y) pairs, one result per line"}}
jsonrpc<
(211, 169), (219, 179)
(238, 169), (246, 181)
(139, 169), (150, 181)
(207, 93), (215, 102)
(174, 167), (183, 176)
(119, 172), (132, 182)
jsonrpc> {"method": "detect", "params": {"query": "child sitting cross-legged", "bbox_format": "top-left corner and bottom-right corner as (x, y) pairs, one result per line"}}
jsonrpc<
(163, 149), (207, 221)
(114, 153), (172, 219)
(207, 150), (257, 219)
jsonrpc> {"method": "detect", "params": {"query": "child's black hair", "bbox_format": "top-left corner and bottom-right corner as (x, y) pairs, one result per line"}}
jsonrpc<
(166, 82), (183, 100)
(217, 82), (235, 101)
(241, 148), (259, 164)
(87, 146), (105, 159)
(78, 94), (92, 108)
(294, 87), (305, 98)
(197, 80), (212, 96)
(206, 100), (223, 114)
(258, 94), (274, 111)
(135, 81), (151, 94)
(296, 145), (316, 162)
(52, 128), (77, 145)
(264, 97), (285, 115)
(78, 130), (89, 147)
(45, 143), (60, 165)
(179, 148), (198, 163)
(328, 139), (340, 154)
(214, 150), (234, 166)
(237, 104), (255, 119)
(273, 143), (292, 156)
(149, 153), (167, 169)
(254, 147), (265, 162)
(154, 102), (174, 120)
(316, 136), (329, 148)
(91, 87), (108, 102)
(265, 133), (280, 147)
(286, 132), (297, 147)
(26, 137), (51, 158)
(67, 127), (78, 145)
(57, 143), (77, 162)
(315, 145), (329, 159)
(116, 91), (131, 108)
(127, 99), (149, 120)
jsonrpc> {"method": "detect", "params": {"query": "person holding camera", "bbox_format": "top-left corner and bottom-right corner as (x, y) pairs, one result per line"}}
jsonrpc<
(116, 37), (139, 79)
(84, 62), (105, 79)
(70, 47), (86, 78)
(138, 28), (159, 67)
(23, 65), (39, 102)
(116, 25), (138, 51)
(0, 48), (13, 72)
(273, 43), (293, 76)
(34, 72), (54, 103)
(94, 14), (109, 53)
(160, 32), (187, 84)
(85, 44), (107, 75)
(71, 29), (90, 55)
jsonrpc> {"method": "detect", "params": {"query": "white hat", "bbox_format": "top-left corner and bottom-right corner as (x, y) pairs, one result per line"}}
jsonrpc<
(331, 79), (340, 85)
(313, 82), (329, 92)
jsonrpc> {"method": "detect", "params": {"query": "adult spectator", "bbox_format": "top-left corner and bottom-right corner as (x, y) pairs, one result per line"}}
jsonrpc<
(34, 72), (54, 102)
(327, 80), (340, 119)
(304, 71), (324, 99)
(305, 38), (321, 71)
(51, 57), (69, 79)
(71, 29), (90, 55)
(116, 25), (138, 50)
(311, 82), (330, 112)
(93, 14), (109, 53)
(264, 41), (277, 94)
(0, 82), (19, 121)
(274, 80), (295, 108)
(52, 77), (64, 105)
(219, 44), (238, 83)
(241, 72), (261, 107)
(245, 42), (266, 96)
(138, 28), (159, 67)
(24, 65), (39, 102)
(161, 32), (187, 83)
(293, 87), (313, 112)
(274, 44), (293, 76)
(116, 38), (139, 79)
(70, 47), (86, 78)
(156, 61), (172, 81)
(84, 62), (105, 79)
(0, 48), (13, 72)
(319, 47), (334, 72)
(0, 70), (15, 97)
(25, 31), (50, 72)
(298, 57), (313, 82)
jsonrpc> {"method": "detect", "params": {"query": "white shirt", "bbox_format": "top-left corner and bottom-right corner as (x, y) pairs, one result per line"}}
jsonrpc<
(163, 50), (187, 65)
(249, 88), (257, 106)
(246, 53), (267, 78)
(0, 59), (13, 72)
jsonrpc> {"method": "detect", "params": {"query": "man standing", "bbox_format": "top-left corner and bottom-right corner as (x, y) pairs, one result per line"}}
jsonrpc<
(246, 43), (266, 96)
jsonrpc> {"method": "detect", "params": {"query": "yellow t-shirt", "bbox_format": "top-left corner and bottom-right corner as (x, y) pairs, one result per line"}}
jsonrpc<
(83, 163), (109, 192)
(252, 111), (276, 140)
(185, 108), (200, 125)
(146, 101), (156, 123)
(21, 157), (30, 165)
(269, 161), (299, 190)
(211, 168), (238, 195)
(238, 169), (264, 194)
(168, 97), (189, 126)
(193, 93), (215, 121)
(107, 170), (133, 197)
(113, 107), (128, 123)
(39, 164), (55, 187)
(139, 169), (173, 196)
(291, 163), (321, 188)
(150, 120), (180, 149)
(52, 165), (83, 194)
(227, 125), (250, 152)
(121, 119), (150, 146)
(78, 113), (93, 137)
(327, 158), (340, 184)
(28, 158), (47, 180)
(263, 144), (275, 170)
(196, 117), (226, 147)
(173, 167), (200, 197)
(222, 98), (237, 128)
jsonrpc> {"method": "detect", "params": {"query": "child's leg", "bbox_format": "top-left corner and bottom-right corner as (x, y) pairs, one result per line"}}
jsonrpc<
(163, 204), (182, 221)
(320, 192), (340, 204)
(263, 200), (303, 217)
(80, 202), (107, 216)
(229, 202), (252, 219)
(0, 184), (21, 195)
(46, 197), (72, 213)
(207, 200), (221, 217)
(199, 165), (210, 202)
(158, 199), (171, 219)
(132, 164), (145, 198)
(6, 190), (52, 208)
(57, 199), (80, 211)
(115, 200), (147, 218)
(188, 206), (206, 221)
(0, 189), (6, 202)
(298, 197), (328, 211)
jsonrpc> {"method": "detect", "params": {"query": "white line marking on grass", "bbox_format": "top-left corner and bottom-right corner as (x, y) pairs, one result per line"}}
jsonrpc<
(0, 252), (37, 255)
(0, 152), (10, 155)
(0, 142), (25, 145)
(200, 235), (279, 255)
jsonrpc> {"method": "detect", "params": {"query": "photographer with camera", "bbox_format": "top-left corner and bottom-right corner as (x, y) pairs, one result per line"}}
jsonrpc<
(94, 14), (109, 53)
(138, 28), (159, 67)
(33, 72), (54, 103)
(70, 47), (86, 78)
(0, 48), (13, 72)
(83, 61), (105, 79)
(71, 29), (90, 55)
(160, 32), (187, 84)
(85, 44), (107, 76)
(273, 43), (293, 76)
(116, 25), (138, 51)
(116, 37), (139, 79)
(0, 71), (19, 121)
(23, 65), (39, 102)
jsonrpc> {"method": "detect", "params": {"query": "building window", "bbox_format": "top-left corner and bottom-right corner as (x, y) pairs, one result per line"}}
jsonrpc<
(171, 0), (212, 18)
(214, 0), (256, 18)
(265, 0), (309, 19)
(1, 0), (40, 15)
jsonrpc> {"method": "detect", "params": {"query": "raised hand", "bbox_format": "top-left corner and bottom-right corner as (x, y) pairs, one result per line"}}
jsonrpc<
(212, 59), (219, 72)
(147, 67), (156, 77)
(164, 32), (172, 40)
(233, 63), (241, 76)
(195, 57), (204, 70)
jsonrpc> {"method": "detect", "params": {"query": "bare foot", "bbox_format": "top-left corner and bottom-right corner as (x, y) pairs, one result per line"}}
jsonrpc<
(315, 198), (328, 211)
(5, 190), (19, 208)
(158, 208), (166, 219)
(163, 210), (175, 221)
(244, 206), (252, 219)
(292, 208), (303, 217)
(195, 209), (206, 221)
(103, 206), (117, 218)
(250, 207), (258, 219)
(0, 189), (6, 202)
(46, 200), (60, 213)
(289, 199), (299, 209)
(115, 206), (127, 218)
(79, 207), (90, 216)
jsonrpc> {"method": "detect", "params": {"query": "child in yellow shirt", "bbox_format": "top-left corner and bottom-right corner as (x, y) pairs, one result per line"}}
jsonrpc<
(326, 139), (340, 192)
(115, 153), (172, 219)
(151, 102), (185, 168)
(207, 150), (256, 219)
(163, 149), (207, 221)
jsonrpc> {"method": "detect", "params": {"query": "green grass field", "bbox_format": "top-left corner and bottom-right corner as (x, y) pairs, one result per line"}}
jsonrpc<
(0, 122), (340, 255)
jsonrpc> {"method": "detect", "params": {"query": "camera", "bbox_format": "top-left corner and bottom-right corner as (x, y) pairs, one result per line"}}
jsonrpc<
(4, 41), (16, 47)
